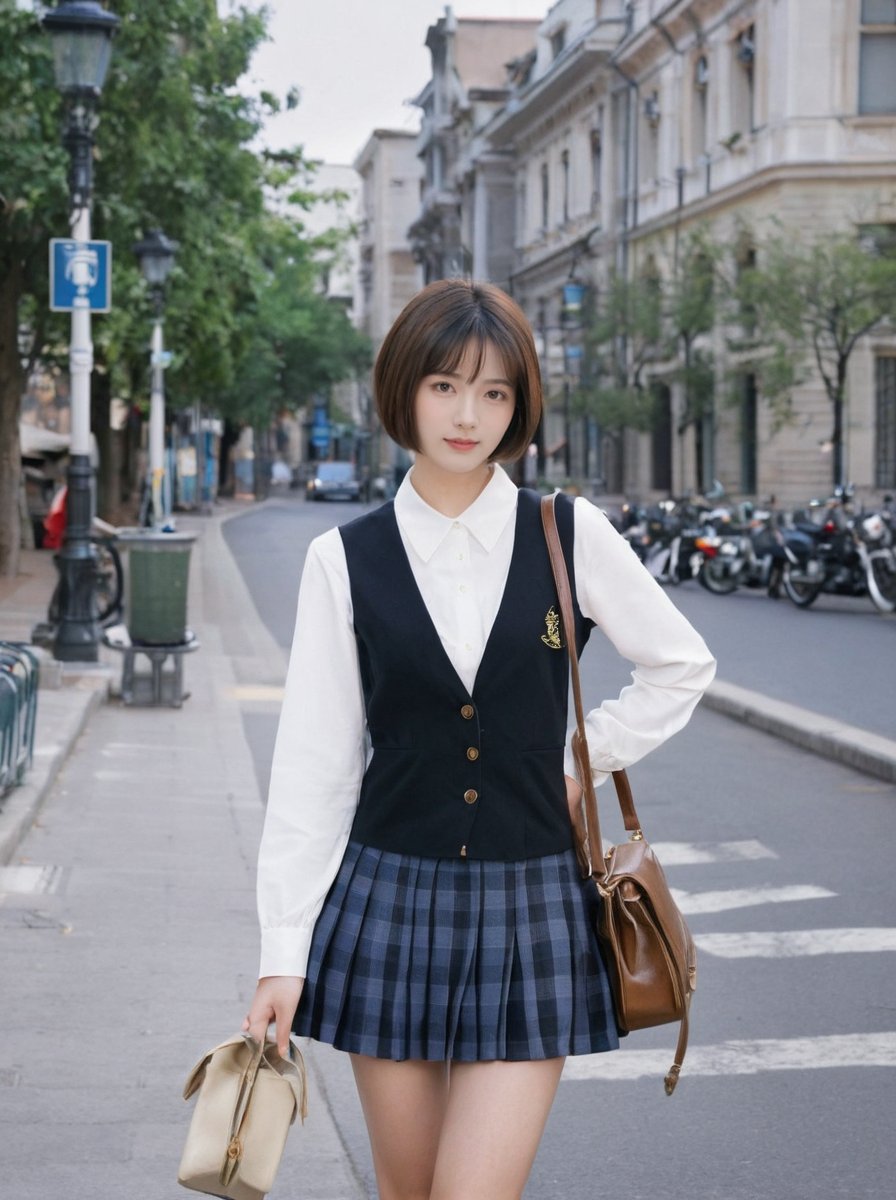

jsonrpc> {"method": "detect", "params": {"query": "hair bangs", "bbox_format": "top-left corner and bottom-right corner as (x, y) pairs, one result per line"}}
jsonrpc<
(424, 311), (519, 388)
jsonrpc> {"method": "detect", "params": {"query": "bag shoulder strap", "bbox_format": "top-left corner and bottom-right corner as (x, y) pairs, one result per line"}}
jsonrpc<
(540, 493), (642, 880)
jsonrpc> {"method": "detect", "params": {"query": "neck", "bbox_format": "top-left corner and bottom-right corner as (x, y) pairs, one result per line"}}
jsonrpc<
(409, 460), (494, 517)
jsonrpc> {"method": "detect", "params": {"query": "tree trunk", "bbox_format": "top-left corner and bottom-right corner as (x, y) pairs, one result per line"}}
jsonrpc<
(0, 258), (24, 578)
(831, 359), (847, 492)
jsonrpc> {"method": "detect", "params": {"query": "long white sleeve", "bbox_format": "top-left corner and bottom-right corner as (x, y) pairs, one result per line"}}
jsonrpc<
(565, 497), (716, 783)
(256, 529), (367, 979)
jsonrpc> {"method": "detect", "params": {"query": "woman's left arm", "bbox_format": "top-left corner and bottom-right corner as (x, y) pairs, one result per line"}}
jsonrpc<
(566, 497), (716, 785)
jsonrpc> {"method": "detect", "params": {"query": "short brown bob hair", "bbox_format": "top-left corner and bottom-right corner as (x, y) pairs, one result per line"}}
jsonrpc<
(375, 279), (542, 463)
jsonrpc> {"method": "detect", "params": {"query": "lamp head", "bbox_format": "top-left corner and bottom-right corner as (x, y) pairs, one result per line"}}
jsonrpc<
(133, 228), (180, 289)
(42, 2), (120, 99)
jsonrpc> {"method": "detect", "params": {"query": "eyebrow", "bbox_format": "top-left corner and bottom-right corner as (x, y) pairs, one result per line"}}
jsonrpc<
(433, 370), (513, 386)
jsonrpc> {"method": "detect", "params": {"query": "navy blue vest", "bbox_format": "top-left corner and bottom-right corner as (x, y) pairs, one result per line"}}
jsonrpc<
(338, 489), (592, 860)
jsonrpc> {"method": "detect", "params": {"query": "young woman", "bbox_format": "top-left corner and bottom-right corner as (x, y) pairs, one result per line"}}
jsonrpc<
(244, 280), (715, 1200)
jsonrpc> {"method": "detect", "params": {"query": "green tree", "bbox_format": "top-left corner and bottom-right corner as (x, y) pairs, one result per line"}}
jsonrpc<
(575, 231), (719, 491)
(735, 227), (896, 490)
(658, 232), (719, 492)
(0, 1), (366, 575)
(0, 0), (68, 576)
(574, 267), (662, 434)
(218, 212), (371, 430)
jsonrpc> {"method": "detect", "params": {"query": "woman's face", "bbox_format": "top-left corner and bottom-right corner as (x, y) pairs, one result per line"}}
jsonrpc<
(413, 340), (516, 476)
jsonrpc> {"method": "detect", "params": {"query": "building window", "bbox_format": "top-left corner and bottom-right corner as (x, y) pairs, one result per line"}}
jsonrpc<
(540, 162), (550, 230)
(736, 238), (757, 336)
(641, 93), (660, 187)
(651, 383), (673, 492)
(590, 127), (603, 212)
(740, 374), (758, 494)
(561, 150), (570, 224)
(550, 27), (566, 59)
(692, 54), (710, 161)
(859, 221), (896, 257)
(731, 25), (756, 135)
(860, 0), (896, 114)
(876, 356), (896, 487)
(516, 181), (527, 245)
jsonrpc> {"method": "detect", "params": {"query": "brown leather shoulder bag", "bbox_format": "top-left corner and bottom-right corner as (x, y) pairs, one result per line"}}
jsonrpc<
(541, 493), (697, 1095)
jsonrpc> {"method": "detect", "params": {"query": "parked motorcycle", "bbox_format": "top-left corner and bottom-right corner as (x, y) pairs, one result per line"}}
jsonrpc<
(623, 499), (708, 585)
(695, 507), (787, 597)
(781, 489), (896, 613)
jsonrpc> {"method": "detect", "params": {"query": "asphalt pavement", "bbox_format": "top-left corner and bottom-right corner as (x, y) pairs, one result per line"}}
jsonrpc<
(0, 491), (894, 1199)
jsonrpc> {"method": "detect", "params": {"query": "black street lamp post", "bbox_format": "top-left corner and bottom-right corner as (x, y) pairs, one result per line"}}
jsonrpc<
(133, 229), (179, 528)
(42, 1), (119, 662)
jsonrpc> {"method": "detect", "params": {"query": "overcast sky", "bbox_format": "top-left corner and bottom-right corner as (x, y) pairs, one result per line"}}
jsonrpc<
(239, 1), (553, 165)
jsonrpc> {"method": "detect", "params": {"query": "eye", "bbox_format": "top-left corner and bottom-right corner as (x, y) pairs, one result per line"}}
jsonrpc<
(433, 380), (453, 394)
(485, 389), (510, 402)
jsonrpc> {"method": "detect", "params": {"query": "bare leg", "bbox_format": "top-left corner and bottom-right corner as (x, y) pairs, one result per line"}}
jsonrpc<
(350, 1054), (449, 1200)
(430, 1058), (565, 1200)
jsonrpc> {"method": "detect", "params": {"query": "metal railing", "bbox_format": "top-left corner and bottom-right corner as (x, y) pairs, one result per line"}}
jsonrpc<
(0, 642), (39, 796)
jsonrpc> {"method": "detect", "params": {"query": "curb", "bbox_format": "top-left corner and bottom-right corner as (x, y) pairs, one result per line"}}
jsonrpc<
(703, 680), (896, 784)
(0, 678), (107, 866)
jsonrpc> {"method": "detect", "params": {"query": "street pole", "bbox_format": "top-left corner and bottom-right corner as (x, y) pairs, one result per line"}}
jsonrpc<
(149, 312), (166, 526)
(54, 106), (100, 662)
(42, 1), (119, 662)
(133, 228), (178, 527)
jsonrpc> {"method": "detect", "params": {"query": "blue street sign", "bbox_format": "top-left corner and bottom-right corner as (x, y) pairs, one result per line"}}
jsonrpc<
(49, 238), (112, 313)
(310, 424), (331, 450)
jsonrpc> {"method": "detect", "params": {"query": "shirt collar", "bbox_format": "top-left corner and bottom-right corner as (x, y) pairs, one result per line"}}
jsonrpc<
(394, 464), (518, 563)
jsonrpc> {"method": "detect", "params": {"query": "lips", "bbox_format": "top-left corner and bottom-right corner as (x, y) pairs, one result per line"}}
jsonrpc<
(445, 438), (478, 449)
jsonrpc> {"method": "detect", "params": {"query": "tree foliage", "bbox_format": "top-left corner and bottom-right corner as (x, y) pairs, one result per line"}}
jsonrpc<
(733, 226), (896, 488)
(575, 231), (717, 446)
(0, 0), (369, 575)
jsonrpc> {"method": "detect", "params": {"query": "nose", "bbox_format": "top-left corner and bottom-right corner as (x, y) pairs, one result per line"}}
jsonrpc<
(453, 387), (478, 429)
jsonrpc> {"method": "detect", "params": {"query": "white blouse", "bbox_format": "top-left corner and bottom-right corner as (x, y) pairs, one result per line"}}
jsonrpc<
(257, 465), (716, 979)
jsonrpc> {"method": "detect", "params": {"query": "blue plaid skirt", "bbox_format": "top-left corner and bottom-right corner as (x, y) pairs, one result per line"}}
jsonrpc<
(292, 840), (620, 1062)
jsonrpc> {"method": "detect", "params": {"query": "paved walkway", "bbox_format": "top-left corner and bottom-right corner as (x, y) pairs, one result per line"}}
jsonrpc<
(1, 502), (895, 1199)
(0, 514), (366, 1200)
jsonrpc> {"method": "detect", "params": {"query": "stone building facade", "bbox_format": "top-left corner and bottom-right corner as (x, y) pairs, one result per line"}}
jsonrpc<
(386, 0), (896, 505)
(612, 0), (896, 504)
(354, 130), (423, 481)
(409, 9), (541, 288)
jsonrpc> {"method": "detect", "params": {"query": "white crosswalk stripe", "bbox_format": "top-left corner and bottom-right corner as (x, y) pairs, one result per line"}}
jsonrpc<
(563, 840), (896, 1085)
(562, 1033), (896, 1083)
(672, 884), (835, 915)
(695, 927), (896, 957)
(650, 839), (777, 865)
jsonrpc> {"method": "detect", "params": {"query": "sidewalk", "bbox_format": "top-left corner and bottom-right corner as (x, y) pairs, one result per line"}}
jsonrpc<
(0, 513), (367, 1200)
(2, 505), (895, 1199)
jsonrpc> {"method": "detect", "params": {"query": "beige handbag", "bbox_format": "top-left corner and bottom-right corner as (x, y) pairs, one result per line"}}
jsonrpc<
(178, 1034), (308, 1200)
(542, 494), (697, 1094)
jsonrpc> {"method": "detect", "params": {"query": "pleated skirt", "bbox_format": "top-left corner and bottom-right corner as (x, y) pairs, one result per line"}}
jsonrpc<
(292, 840), (620, 1062)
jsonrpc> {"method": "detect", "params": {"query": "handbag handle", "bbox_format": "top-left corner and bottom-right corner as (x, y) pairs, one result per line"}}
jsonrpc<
(540, 494), (643, 882)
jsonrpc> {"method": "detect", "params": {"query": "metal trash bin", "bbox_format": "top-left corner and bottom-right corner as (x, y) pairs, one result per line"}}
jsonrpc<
(116, 529), (197, 645)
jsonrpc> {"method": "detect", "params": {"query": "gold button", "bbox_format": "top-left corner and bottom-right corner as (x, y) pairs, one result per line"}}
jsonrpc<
(466, 746), (479, 761)
(464, 789), (478, 804)
(460, 704), (474, 719)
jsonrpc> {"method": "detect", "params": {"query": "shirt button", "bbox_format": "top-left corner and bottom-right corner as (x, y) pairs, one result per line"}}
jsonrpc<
(459, 584), (467, 593)
(460, 704), (475, 719)
(466, 746), (479, 761)
(464, 789), (478, 804)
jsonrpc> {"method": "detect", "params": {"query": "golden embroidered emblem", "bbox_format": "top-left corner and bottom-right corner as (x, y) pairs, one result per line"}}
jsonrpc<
(541, 606), (563, 650)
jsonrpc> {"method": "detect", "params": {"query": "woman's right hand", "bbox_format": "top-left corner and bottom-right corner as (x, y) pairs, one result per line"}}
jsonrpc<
(243, 976), (304, 1056)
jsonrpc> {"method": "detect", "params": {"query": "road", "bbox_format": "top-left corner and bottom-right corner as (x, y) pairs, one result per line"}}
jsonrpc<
(224, 493), (896, 1200)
